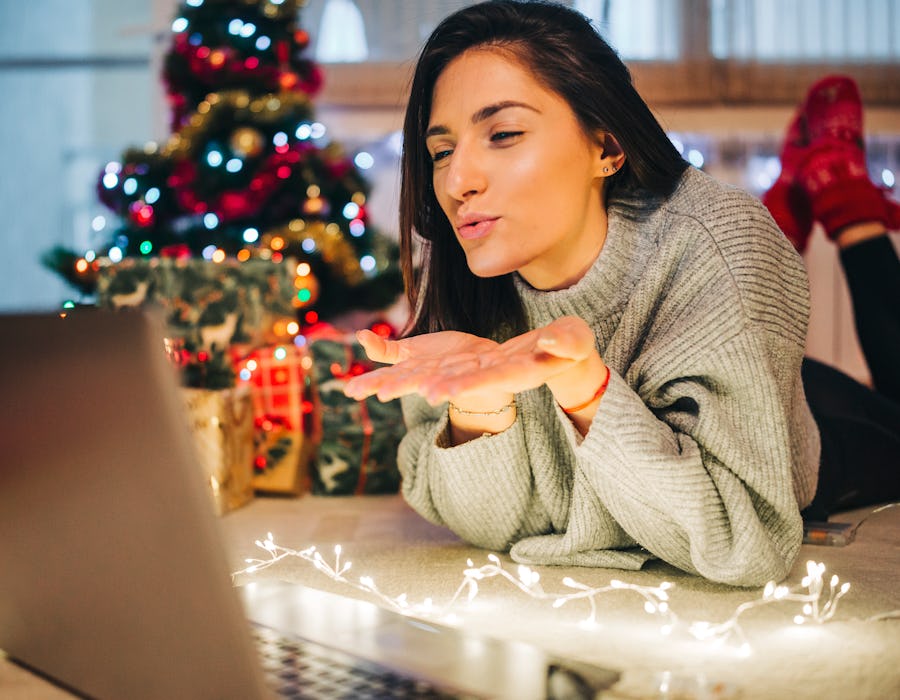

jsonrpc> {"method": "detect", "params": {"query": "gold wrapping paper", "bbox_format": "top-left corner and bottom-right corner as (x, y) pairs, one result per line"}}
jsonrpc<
(181, 386), (255, 515)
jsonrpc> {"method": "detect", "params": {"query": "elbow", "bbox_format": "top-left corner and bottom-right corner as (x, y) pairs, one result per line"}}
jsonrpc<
(703, 554), (794, 588)
(693, 534), (801, 587)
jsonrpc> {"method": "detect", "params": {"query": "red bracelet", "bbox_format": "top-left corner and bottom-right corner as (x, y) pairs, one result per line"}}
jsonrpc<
(560, 366), (611, 414)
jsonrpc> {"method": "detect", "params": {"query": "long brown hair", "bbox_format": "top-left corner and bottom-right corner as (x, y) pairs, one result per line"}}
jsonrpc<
(400, 0), (687, 337)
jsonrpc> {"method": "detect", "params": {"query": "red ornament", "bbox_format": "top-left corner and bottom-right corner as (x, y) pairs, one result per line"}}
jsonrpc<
(294, 30), (310, 49)
(218, 191), (257, 219)
(160, 243), (192, 260)
(275, 40), (289, 64)
(279, 71), (299, 90)
(369, 321), (395, 339)
(167, 160), (197, 189)
(298, 64), (325, 97)
(129, 202), (155, 227)
(325, 156), (354, 179)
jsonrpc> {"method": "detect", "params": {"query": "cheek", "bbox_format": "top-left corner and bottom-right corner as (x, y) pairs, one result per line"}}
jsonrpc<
(501, 151), (544, 192)
(431, 178), (455, 225)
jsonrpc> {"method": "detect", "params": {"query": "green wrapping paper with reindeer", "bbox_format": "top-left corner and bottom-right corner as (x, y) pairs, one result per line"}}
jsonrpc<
(308, 333), (405, 495)
(95, 256), (297, 389)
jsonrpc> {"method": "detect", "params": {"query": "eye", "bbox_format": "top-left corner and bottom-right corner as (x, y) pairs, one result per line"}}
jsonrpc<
(490, 130), (523, 143)
(431, 148), (453, 163)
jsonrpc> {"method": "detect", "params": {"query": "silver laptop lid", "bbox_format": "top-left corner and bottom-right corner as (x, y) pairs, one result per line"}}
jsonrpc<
(0, 310), (270, 700)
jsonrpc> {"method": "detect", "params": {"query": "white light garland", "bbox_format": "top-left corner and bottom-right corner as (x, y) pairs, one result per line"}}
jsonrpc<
(688, 560), (851, 656)
(232, 534), (859, 653)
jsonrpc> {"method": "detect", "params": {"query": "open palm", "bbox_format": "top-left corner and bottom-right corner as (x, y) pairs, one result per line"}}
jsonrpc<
(344, 316), (597, 406)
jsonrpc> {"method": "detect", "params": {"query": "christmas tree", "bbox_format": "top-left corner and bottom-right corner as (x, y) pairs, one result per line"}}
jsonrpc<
(44, 0), (402, 335)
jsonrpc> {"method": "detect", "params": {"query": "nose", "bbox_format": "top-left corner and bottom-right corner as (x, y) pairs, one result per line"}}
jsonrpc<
(442, 142), (486, 202)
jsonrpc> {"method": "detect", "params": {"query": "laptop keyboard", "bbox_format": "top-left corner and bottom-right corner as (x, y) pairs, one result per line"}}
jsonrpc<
(252, 623), (472, 699)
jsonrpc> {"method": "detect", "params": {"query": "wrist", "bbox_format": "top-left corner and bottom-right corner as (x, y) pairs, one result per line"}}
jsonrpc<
(447, 394), (516, 445)
(448, 400), (515, 416)
(547, 353), (608, 411)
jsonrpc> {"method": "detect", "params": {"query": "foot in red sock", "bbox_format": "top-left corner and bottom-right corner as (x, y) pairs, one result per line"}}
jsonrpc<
(799, 74), (900, 237)
(761, 106), (813, 252)
(803, 74), (864, 146)
(798, 142), (895, 237)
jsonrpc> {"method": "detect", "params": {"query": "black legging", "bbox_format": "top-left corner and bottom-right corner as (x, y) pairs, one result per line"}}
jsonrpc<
(801, 235), (900, 520)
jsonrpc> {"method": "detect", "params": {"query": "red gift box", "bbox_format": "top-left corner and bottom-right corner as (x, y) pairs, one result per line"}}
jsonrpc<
(235, 342), (317, 495)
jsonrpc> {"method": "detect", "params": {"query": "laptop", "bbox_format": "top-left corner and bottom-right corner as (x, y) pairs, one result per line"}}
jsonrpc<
(0, 309), (620, 699)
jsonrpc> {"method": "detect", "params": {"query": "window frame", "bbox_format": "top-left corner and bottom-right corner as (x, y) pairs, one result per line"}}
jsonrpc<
(313, 0), (900, 110)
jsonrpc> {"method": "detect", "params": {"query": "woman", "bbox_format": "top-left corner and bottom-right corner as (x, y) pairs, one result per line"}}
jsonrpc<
(345, 0), (820, 586)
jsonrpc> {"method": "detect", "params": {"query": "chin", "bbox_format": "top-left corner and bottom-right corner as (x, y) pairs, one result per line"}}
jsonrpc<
(465, 260), (517, 279)
(463, 251), (521, 279)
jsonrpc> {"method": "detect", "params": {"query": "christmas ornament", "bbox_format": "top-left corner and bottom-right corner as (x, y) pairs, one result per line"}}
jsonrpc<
(230, 126), (265, 158)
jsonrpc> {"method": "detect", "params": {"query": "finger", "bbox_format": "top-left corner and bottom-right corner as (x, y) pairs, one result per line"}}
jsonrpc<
(376, 354), (484, 402)
(346, 361), (434, 402)
(343, 367), (390, 399)
(356, 329), (406, 365)
(424, 353), (571, 403)
(344, 364), (413, 399)
(534, 317), (595, 361)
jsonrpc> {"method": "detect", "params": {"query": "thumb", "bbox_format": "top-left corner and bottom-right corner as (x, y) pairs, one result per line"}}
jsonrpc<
(356, 329), (406, 365)
(535, 319), (594, 362)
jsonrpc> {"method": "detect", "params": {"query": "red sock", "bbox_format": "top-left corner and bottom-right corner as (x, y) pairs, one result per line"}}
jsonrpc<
(803, 75), (863, 147)
(798, 140), (897, 237)
(799, 74), (899, 237)
(761, 107), (813, 252)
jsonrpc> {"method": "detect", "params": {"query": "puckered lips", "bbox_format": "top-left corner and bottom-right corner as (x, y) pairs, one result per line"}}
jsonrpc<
(456, 211), (499, 240)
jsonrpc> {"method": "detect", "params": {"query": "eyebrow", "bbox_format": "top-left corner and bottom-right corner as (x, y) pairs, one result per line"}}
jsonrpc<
(425, 100), (540, 139)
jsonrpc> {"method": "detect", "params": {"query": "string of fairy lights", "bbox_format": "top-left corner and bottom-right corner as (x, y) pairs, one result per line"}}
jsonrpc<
(232, 536), (858, 657)
(230, 506), (900, 656)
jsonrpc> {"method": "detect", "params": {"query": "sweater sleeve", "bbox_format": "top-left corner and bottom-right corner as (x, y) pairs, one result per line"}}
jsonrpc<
(533, 327), (813, 587)
(397, 395), (553, 551)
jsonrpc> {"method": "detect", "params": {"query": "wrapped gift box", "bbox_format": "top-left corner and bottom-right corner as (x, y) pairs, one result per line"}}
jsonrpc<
(181, 385), (255, 515)
(96, 256), (297, 389)
(236, 343), (314, 495)
(308, 333), (404, 495)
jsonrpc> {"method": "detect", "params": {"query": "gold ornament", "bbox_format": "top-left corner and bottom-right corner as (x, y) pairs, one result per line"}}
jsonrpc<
(230, 126), (265, 158)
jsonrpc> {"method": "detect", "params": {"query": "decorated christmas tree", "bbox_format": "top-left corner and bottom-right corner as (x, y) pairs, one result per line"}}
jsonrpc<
(44, 0), (403, 358)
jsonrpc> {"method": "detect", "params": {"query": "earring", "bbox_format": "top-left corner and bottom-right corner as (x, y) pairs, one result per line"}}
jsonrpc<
(603, 167), (610, 174)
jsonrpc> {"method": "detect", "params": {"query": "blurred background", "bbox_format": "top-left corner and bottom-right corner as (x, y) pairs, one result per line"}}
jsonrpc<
(1, 0), (898, 383)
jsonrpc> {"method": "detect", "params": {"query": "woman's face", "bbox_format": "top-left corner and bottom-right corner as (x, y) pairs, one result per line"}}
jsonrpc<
(426, 48), (613, 290)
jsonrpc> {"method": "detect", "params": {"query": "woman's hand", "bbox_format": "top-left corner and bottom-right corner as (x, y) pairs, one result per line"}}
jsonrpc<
(344, 316), (605, 410)
(343, 328), (500, 403)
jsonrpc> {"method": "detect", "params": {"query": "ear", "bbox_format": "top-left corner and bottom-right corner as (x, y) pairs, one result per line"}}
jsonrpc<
(593, 132), (626, 176)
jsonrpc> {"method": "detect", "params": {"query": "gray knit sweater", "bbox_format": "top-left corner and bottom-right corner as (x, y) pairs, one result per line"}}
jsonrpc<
(398, 167), (821, 586)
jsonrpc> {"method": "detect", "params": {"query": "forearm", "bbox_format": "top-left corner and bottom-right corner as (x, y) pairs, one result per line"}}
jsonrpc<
(568, 370), (803, 585)
(447, 393), (516, 445)
(544, 350), (608, 436)
(399, 396), (541, 549)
